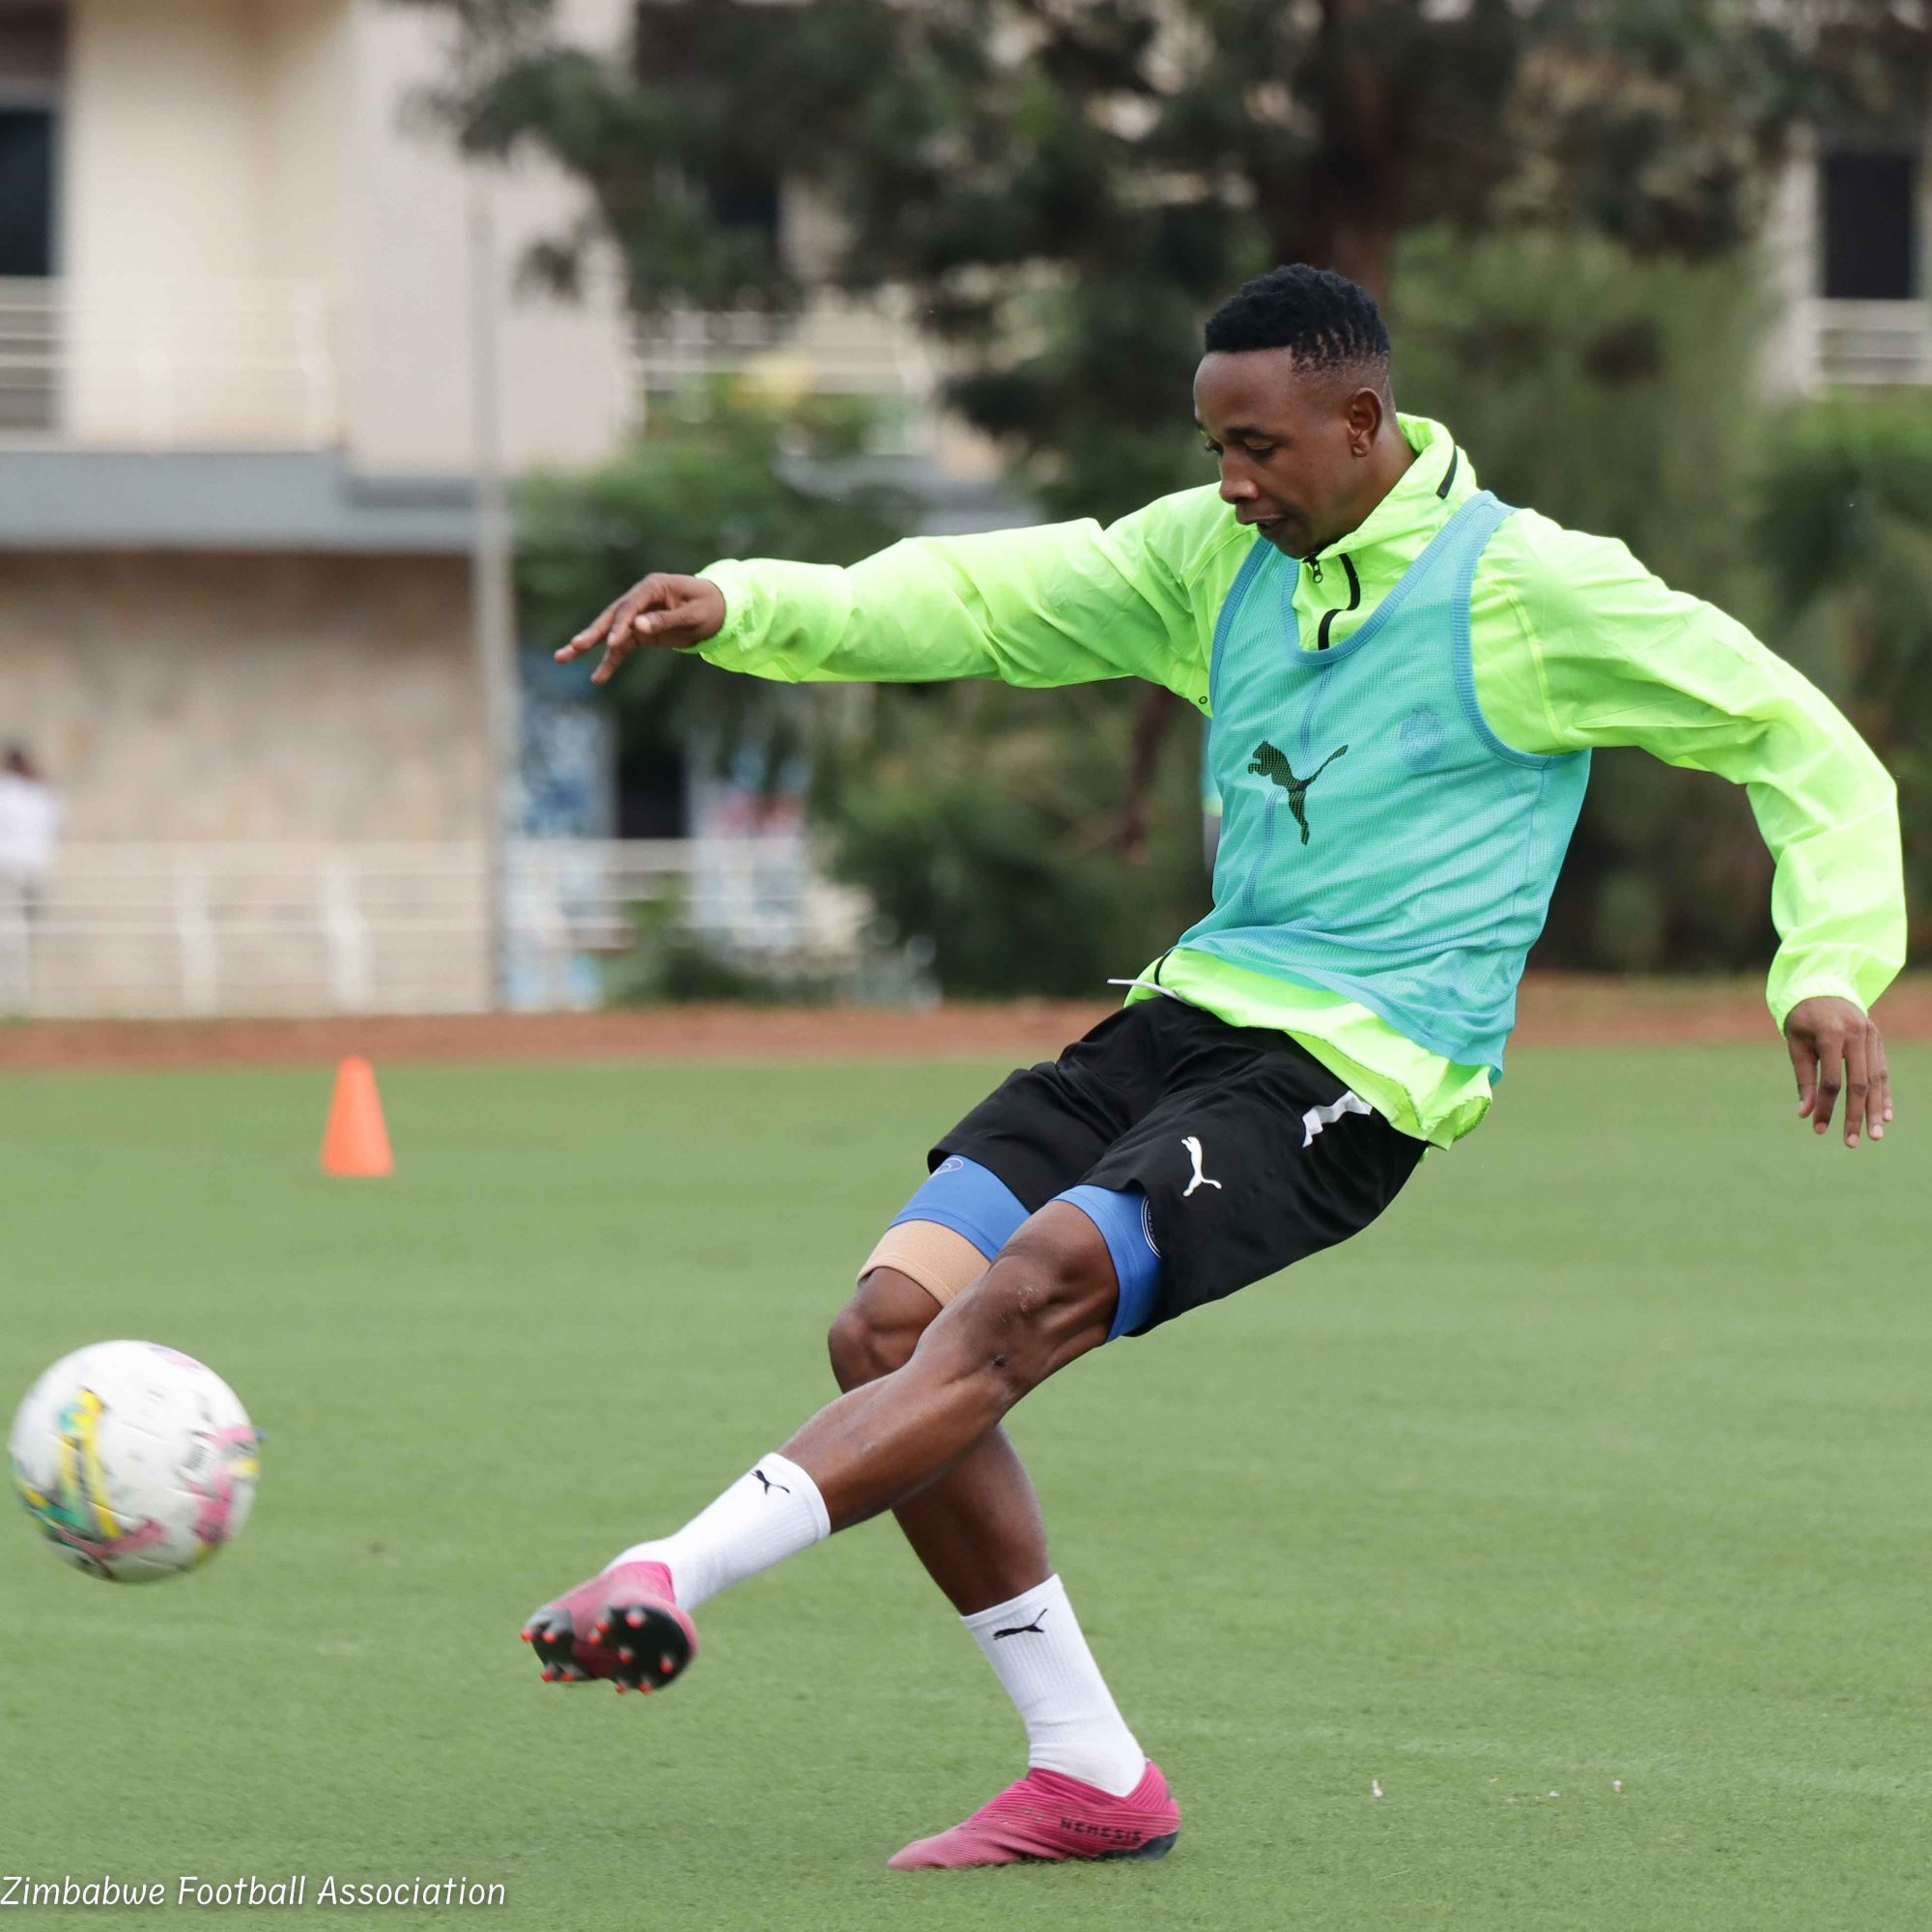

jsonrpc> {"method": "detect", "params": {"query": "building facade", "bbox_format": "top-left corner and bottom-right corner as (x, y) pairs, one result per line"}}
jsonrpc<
(0, 0), (636, 848)
(1, 0), (1923, 1012)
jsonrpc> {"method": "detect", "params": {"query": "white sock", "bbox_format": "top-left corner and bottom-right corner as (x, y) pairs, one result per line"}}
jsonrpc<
(963, 1574), (1147, 1797)
(610, 1453), (830, 1610)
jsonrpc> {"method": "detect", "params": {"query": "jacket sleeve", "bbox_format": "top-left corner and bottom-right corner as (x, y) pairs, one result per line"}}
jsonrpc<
(1495, 515), (1907, 1025)
(694, 488), (1229, 704)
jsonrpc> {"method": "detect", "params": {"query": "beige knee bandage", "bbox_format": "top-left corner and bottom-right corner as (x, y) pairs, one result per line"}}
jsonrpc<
(858, 1220), (991, 1309)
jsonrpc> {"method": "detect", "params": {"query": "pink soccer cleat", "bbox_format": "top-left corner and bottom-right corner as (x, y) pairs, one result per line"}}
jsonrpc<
(520, 1559), (697, 1695)
(887, 1761), (1180, 1869)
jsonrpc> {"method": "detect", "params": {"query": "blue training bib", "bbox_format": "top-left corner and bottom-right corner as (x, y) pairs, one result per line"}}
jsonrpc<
(1178, 492), (1589, 1077)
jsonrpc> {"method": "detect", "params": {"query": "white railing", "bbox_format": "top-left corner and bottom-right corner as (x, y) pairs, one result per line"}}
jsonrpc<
(0, 277), (341, 449)
(1797, 297), (1932, 388)
(634, 293), (940, 454)
(0, 840), (878, 1018)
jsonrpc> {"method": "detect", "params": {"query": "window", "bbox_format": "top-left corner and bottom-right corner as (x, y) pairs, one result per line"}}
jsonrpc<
(0, 109), (55, 276)
(0, 3), (63, 278)
(1820, 150), (1919, 301)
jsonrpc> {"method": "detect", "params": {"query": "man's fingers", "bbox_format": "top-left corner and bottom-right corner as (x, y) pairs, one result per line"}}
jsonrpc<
(558, 574), (722, 678)
(1867, 1027), (1891, 1141)
(1788, 1032), (1818, 1120)
(557, 602), (629, 665)
(1811, 1034), (1844, 1135)
(632, 593), (704, 644)
(558, 577), (679, 667)
(589, 637), (635, 687)
(1841, 1030), (1870, 1148)
(556, 596), (623, 663)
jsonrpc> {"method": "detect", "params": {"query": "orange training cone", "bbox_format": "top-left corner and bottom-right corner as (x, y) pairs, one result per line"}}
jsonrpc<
(322, 1056), (394, 1178)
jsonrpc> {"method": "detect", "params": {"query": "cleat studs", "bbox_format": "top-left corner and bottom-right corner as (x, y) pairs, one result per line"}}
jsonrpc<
(625, 1608), (644, 1629)
(660, 1654), (674, 1674)
(520, 1630), (533, 1642)
(618, 1647), (635, 1662)
(541, 1668), (557, 1682)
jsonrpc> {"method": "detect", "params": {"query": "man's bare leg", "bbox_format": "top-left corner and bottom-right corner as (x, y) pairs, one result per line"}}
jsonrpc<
(827, 1265), (1048, 1614)
(778, 1205), (1119, 1525)
(524, 1205), (1173, 1858)
(526, 1208), (1119, 1664)
(825, 1253), (1149, 1803)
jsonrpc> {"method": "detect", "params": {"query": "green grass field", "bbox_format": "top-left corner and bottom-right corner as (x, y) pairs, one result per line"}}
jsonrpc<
(3, 1043), (1927, 1930)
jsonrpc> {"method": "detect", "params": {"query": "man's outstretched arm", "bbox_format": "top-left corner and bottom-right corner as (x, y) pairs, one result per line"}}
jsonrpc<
(555, 490), (1242, 702)
(1500, 517), (1907, 1149)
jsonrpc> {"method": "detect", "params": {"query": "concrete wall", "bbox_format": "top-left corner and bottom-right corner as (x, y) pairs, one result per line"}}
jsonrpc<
(342, 0), (635, 475)
(62, 0), (274, 287)
(259, 0), (354, 291)
(0, 550), (487, 840)
(52, 0), (634, 468)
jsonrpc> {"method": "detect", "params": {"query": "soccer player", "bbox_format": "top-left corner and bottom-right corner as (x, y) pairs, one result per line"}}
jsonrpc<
(527, 267), (1905, 1869)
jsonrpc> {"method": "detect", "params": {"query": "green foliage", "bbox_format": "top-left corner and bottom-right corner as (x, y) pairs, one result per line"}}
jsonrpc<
(1395, 230), (1782, 976)
(1395, 229), (1764, 599)
(444, 4), (1930, 994)
(1751, 397), (1932, 956)
(601, 896), (848, 1006)
(421, 0), (1906, 521)
(514, 392), (916, 770)
(822, 682), (1210, 997)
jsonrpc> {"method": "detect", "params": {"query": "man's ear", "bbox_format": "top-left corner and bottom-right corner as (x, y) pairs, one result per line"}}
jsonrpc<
(1345, 386), (1384, 456)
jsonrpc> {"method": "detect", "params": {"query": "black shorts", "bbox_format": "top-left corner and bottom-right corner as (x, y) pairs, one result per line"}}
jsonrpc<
(932, 997), (1423, 1336)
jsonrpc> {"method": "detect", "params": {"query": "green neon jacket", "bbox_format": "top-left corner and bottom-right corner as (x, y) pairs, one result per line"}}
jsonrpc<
(698, 415), (1906, 1145)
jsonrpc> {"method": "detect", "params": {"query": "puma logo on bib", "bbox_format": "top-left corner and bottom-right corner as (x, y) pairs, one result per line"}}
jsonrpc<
(1248, 740), (1349, 845)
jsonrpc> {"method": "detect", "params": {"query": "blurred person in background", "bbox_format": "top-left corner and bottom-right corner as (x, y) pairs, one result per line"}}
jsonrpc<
(0, 744), (60, 1009)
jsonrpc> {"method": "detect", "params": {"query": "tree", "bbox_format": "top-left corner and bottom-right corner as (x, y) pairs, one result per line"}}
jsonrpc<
(417, 0), (1927, 989)
(1751, 396), (1932, 960)
(418, 0), (1918, 519)
(515, 391), (916, 813)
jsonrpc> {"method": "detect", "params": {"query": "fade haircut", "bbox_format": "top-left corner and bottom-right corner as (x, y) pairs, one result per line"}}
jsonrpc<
(1204, 265), (1392, 397)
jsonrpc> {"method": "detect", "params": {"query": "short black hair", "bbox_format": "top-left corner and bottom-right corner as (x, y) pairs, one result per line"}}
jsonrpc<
(1204, 266), (1391, 384)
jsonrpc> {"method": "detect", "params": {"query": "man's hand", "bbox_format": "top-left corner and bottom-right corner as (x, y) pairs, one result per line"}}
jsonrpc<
(1784, 995), (1892, 1148)
(554, 574), (726, 686)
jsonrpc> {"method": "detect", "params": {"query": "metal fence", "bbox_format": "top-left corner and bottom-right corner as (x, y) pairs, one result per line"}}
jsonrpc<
(633, 294), (941, 454)
(1800, 298), (1932, 388)
(0, 277), (339, 448)
(1, 840), (879, 1018)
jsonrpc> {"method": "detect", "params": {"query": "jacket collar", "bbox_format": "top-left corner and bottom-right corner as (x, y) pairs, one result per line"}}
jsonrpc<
(1305, 414), (1475, 569)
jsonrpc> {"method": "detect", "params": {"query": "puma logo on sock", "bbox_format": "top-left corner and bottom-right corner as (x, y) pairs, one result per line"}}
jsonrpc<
(753, 1468), (790, 1496)
(993, 1608), (1051, 1640)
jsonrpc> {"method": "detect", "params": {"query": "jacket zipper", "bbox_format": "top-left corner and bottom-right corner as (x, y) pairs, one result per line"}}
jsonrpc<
(1316, 554), (1362, 650)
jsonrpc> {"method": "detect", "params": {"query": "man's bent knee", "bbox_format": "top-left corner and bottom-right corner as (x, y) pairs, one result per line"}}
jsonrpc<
(834, 1165), (1023, 1391)
(827, 1266), (949, 1390)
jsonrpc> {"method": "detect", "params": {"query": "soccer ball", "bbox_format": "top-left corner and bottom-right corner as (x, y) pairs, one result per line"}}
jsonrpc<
(9, 1341), (260, 1583)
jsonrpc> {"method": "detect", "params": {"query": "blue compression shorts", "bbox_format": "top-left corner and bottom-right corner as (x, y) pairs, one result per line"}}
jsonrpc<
(888, 1155), (1163, 1343)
